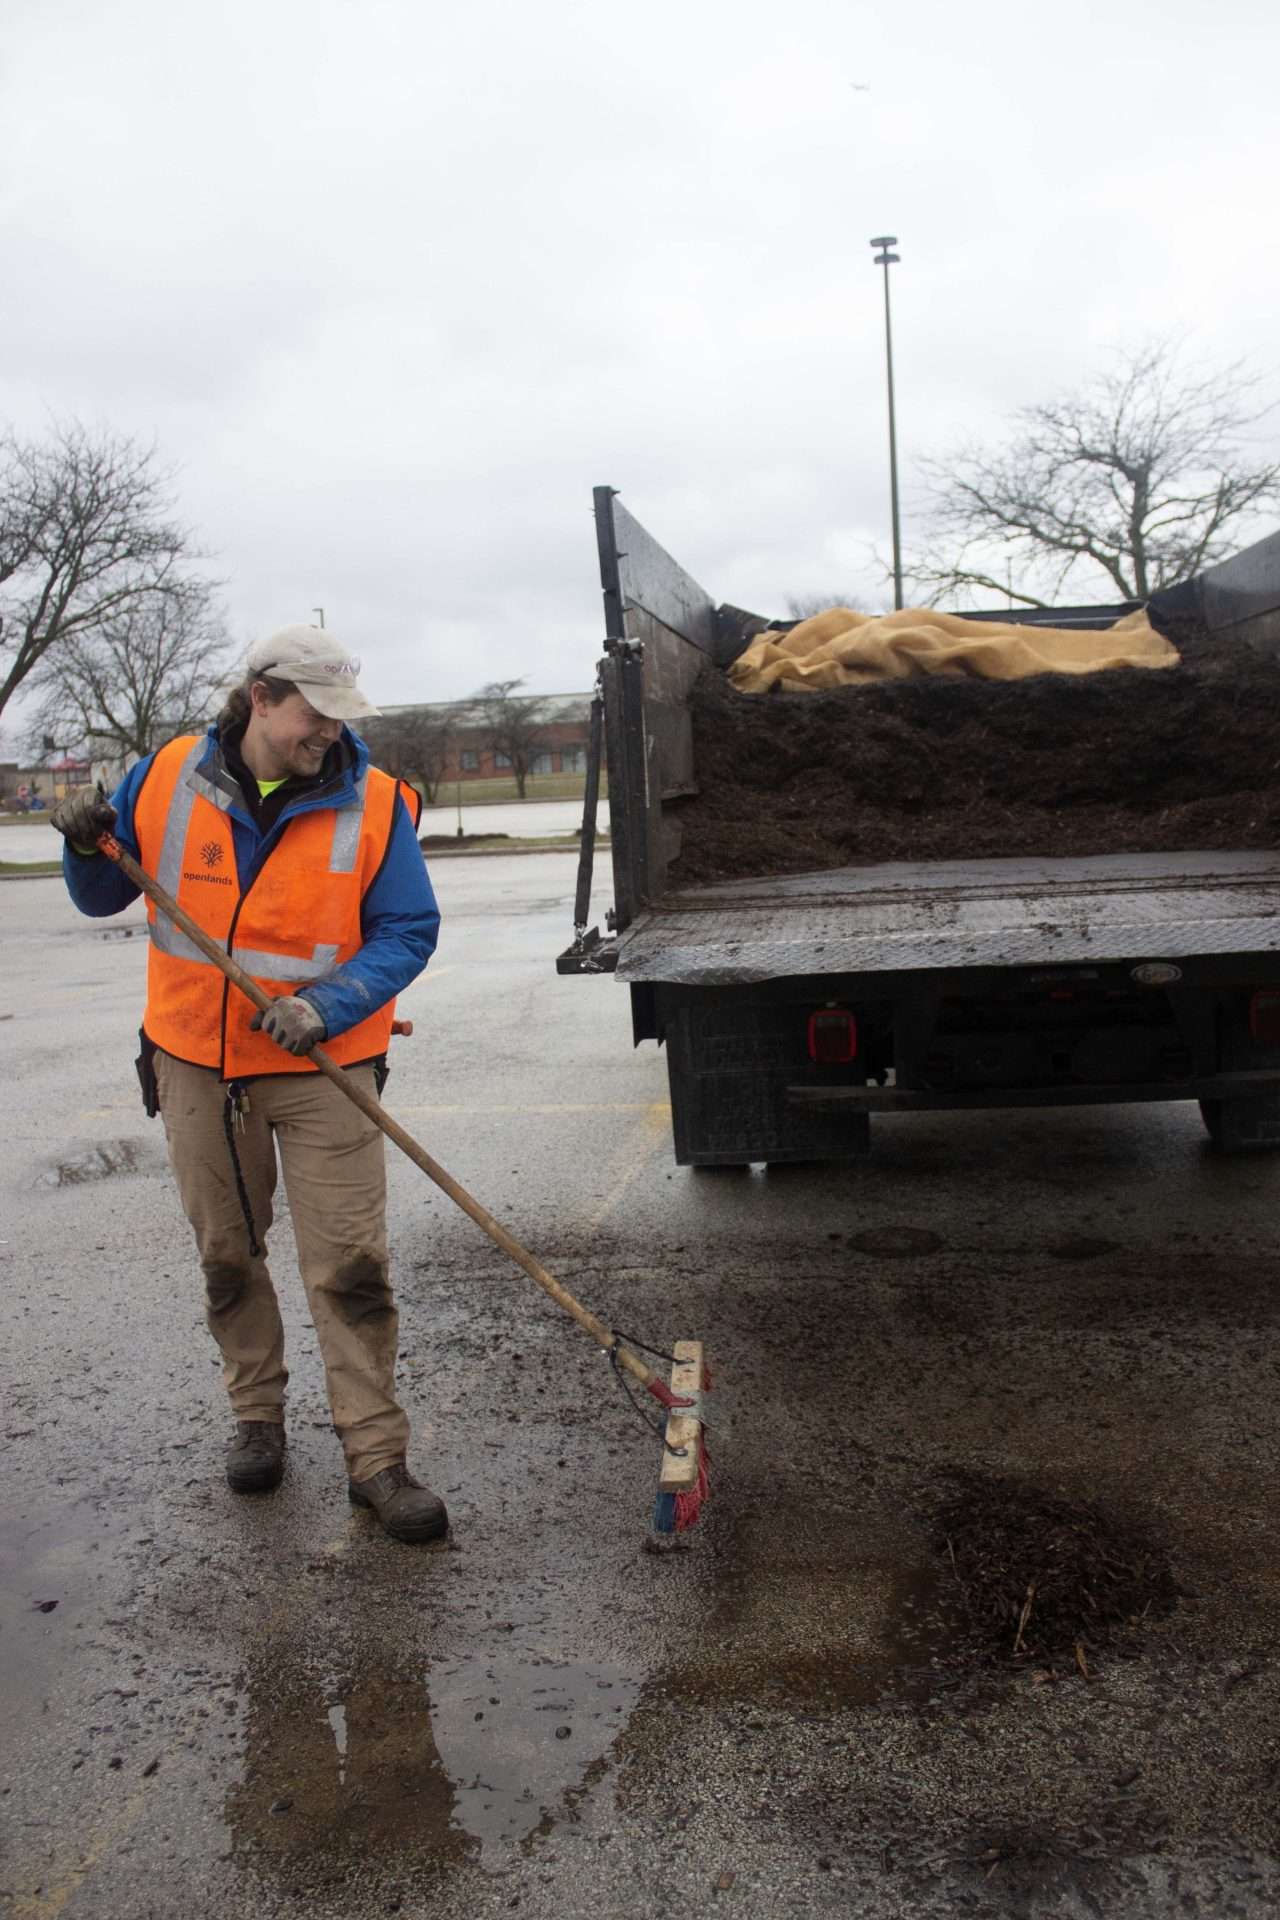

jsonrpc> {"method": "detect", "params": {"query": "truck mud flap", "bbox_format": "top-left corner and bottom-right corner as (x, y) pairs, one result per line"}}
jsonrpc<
(665, 1001), (869, 1166)
(1200, 1092), (1280, 1153)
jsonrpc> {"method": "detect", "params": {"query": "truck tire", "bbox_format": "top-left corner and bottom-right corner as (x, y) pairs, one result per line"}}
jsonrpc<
(1199, 1095), (1280, 1153)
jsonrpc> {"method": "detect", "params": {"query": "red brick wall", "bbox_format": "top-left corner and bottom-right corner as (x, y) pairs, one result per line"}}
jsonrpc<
(440, 720), (593, 781)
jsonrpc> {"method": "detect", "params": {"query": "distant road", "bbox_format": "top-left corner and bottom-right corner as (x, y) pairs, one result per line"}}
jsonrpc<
(0, 823), (63, 863)
(418, 797), (608, 840)
(0, 797), (610, 865)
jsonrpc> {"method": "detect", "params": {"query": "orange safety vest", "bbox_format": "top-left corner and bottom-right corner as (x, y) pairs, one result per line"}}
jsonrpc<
(134, 735), (420, 1079)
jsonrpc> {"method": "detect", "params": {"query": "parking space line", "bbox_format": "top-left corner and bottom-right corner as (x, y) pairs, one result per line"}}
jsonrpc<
(586, 1101), (672, 1229)
(12, 1782), (149, 1919)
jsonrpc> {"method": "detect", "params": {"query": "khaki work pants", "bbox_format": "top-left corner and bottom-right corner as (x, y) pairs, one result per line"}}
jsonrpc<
(154, 1051), (411, 1481)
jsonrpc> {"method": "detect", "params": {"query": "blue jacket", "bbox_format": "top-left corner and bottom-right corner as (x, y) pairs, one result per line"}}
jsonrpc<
(63, 724), (440, 1043)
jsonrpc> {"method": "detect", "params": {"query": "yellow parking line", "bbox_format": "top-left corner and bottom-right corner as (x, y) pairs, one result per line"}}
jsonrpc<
(587, 1102), (673, 1229)
(11, 1782), (149, 1919)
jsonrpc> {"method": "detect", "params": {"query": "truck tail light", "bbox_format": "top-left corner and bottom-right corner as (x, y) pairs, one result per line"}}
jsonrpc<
(1249, 990), (1280, 1047)
(808, 1008), (857, 1064)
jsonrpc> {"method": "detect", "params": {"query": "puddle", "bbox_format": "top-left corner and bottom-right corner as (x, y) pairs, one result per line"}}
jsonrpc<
(849, 1225), (944, 1259)
(430, 1654), (640, 1862)
(229, 1642), (474, 1881)
(37, 1139), (146, 1186)
(229, 1641), (640, 1886)
(326, 1702), (348, 1784)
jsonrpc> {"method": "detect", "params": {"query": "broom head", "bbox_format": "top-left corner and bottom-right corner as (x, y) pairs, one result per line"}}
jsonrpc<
(652, 1339), (710, 1535)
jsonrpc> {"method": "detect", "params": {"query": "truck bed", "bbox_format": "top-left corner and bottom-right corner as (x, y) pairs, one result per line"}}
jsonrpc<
(575, 495), (1280, 1160)
(616, 849), (1280, 985)
(573, 491), (1280, 986)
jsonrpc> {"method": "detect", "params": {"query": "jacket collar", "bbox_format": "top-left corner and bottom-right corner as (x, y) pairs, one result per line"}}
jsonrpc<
(191, 722), (370, 822)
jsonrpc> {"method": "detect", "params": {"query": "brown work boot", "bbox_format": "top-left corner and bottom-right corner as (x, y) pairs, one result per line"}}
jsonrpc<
(348, 1463), (448, 1542)
(226, 1420), (286, 1493)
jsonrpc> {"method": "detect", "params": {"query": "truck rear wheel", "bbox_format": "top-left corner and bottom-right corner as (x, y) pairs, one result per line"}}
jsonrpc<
(1199, 1095), (1280, 1153)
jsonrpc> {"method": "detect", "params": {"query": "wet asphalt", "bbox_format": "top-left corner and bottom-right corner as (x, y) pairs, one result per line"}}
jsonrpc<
(0, 799), (611, 865)
(3, 856), (1280, 1919)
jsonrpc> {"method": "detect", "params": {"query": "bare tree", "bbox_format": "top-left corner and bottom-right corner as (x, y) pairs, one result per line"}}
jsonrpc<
(27, 579), (232, 765)
(362, 708), (453, 805)
(910, 339), (1280, 608)
(471, 678), (549, 800)
(0, 420), (196, 722)
(784, 592), (867, 621)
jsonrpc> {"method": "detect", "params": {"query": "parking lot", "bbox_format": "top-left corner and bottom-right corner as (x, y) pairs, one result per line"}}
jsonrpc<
(3, 855), (1279, 1919)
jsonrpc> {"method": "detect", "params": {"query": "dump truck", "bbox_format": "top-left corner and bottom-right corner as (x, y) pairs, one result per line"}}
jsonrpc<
(559, 488), (1280, 1164)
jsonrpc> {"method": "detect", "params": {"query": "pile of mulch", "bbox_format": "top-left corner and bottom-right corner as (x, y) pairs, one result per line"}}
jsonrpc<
(670, 624), (1280, 884)
(930, 1471), (1179, 1669)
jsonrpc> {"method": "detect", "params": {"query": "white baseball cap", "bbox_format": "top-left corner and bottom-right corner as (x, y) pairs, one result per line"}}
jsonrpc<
(245, 626), (380, 722)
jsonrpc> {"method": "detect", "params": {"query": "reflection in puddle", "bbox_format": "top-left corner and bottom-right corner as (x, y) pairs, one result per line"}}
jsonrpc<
(229, 1641), (474, 1883)
(228, 1502), (958, 1890)
(326, 1703), (348, 1785)
(229, 1639), (640, 1888)
(429, 1656), (640, 1864)
(38, 1139), (145, 1186)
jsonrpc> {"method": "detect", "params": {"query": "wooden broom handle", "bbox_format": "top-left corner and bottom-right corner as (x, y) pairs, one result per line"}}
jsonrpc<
(98, 833), (659, 1391)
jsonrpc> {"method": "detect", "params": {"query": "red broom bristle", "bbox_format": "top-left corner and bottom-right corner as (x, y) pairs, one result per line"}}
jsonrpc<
(673, 1439), (710, 1532)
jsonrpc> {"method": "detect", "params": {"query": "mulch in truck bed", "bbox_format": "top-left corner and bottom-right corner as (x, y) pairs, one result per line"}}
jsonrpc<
(929, 1471), (1179, 1670)
(670, 626), (1280, 884)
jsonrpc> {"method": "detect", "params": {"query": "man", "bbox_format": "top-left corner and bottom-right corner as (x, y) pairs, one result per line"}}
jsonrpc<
(53, 627), (446, 1544)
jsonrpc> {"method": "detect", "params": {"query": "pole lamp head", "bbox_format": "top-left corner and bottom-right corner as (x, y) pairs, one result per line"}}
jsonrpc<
(870, 235), (900, 266)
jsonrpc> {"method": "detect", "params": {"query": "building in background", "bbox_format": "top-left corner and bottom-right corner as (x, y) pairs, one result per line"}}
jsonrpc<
(380, 692), (595, 783)
(3, 749), (129, 811)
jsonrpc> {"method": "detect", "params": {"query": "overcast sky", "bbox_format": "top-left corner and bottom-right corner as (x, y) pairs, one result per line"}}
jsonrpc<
(3, 0), (1278, 711)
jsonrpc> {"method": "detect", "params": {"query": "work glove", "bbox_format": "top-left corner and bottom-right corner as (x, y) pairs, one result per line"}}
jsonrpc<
(50, 784), (116, 853)
(250, 996), (327, 1055)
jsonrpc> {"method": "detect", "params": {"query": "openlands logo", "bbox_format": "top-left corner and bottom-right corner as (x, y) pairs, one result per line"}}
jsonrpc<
(183, 839), (233, 886)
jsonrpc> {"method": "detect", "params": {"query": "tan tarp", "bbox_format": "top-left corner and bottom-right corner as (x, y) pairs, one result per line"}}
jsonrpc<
(727, 605), (1179, 693)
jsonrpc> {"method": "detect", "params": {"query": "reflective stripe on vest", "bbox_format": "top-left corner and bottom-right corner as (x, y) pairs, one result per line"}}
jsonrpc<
(135, 735), (403, 1077)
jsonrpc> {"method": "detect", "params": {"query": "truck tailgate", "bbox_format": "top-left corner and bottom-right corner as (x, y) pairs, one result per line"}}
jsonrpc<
(616, 850), (1280, 985)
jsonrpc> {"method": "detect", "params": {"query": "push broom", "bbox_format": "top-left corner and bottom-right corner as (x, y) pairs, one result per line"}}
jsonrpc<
(96, 831), (711, 1536)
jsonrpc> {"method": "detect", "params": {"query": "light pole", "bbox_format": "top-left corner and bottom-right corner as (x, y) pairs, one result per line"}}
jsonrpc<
(870, 235), (903, 611)
(312, 606), (326, 629)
